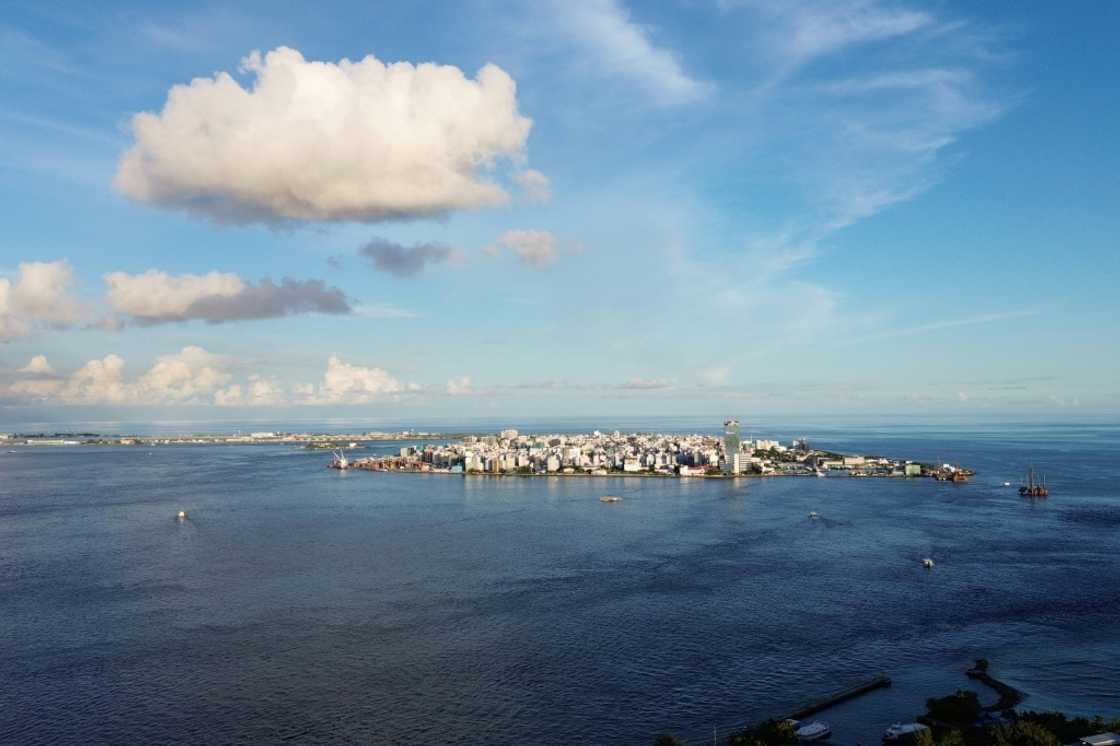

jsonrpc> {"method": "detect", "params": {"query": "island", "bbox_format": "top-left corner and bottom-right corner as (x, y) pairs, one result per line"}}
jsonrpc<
(329, 424), (973, 481)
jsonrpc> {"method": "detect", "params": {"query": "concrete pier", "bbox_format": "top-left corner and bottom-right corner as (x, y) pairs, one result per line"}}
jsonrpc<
(781, 675), (893, 720)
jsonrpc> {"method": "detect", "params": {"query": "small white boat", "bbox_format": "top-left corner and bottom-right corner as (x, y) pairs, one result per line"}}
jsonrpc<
(1002, 481), (1012, 487)
(922, 558), (935, 568)
(808, 511), (819, 519)
(176, 510), (188, 521)
(883, 723), (930, 742)
(815, 469), (826, 477)
(599, 495), (623, 503)
(786, 720), (832, 741)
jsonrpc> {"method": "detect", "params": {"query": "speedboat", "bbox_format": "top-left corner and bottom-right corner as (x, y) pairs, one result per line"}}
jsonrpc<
(922, 558), (935, 569)
(808, 511), (819, 519)
(883, 723), (930, 742)
(786, 720), (831, 741)
(599, 495), (623, 503)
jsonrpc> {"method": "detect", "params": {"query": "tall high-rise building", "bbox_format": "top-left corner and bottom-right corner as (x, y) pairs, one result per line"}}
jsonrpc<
(723, 419), (741, 475)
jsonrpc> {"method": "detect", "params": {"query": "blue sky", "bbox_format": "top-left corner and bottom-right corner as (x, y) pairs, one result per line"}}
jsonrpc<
(1, 0), (1117, 423)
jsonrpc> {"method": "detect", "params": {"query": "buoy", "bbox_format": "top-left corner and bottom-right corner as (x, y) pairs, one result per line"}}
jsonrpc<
(922, 558), (934, 569)
(177, 510), (188, 521)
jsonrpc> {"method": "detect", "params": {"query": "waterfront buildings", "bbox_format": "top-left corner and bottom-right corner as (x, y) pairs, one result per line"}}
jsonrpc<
(723, 419), (742, 475)
(339, 421), (949, 480)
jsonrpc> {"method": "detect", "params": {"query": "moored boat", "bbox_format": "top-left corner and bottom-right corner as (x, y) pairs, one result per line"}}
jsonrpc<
(883, 723), (930, 743)
(786, 720), (832, 742)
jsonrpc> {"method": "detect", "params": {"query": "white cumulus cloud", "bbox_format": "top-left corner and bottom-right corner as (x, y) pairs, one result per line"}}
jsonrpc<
(19, 354), (53, 374)
(304, 356), (417, 404)
(0, 261), (82, 341)
(215, 374), (285, 407)
(3, 346), (233, 405)
(115, 46), (536, 224)
(103, 269), (350, 324)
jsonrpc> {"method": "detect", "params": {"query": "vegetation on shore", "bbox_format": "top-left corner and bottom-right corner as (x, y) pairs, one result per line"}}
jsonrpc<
(652, 660), (1119, 746)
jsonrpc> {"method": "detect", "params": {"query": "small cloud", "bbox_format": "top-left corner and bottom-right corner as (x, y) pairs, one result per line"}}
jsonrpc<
(446, 376), (474, 396)
(617, 377), (674, 390)
(513, 169), (552, 203)
(358, 237), (461, 277)
(486, 229), (563, 269)
(697, 366), (730, 387)
(18, 354), (53, 374)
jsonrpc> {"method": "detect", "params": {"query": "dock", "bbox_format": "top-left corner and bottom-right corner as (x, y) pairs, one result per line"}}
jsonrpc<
(781, 675), (892, 720)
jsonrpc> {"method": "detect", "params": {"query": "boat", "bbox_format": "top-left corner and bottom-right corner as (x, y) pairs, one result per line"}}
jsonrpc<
(922, 558), (935, 569)
(176, 510), (188, 521)
(1019, 467), (1049, 497)
(786, 720), (832, 741)
(815, 468), (827, 477)
(1002, 481), (1012, 487)
(329, 449), (350, 470)
(808, 511), (819, 519)
(883, 723), (931, 743)
(599, 495), (623, 503)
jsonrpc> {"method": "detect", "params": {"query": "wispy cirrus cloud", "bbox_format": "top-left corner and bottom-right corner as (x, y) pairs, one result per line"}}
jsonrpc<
(546, 0), (713, 106)
(671, 0), (1014, 352)
(736, 0), (1013, 231)
(843, 309), (1040, 344)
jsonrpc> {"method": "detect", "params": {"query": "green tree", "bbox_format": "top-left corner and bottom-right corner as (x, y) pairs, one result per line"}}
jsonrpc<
(925, 690), (982, 725)
(936, 730), (966, 746)
(726, 719), (798, 746)
(653, 735), (685, 746)
(989, 722), (1060, 746)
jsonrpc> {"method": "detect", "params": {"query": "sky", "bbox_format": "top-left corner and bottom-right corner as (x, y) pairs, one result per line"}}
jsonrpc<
(1, 0), (1117, 425)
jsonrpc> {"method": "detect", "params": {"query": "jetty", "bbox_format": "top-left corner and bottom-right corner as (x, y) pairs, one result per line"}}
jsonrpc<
(966, 659), (1023, 712)
(781, 675), (892, 720)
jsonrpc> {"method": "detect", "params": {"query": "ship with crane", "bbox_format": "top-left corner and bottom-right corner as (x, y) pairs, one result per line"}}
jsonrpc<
(1019, 467), (1049, 497)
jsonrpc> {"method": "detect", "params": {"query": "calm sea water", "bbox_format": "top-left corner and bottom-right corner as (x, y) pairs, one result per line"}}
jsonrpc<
(1, 422), (1118, 744)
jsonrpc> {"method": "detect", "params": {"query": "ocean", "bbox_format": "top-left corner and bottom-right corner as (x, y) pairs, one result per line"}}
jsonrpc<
(1, 420), (1118, 744)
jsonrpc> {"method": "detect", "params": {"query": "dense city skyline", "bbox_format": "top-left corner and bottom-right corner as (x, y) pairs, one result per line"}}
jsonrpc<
(1, 1), (1117, 421)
